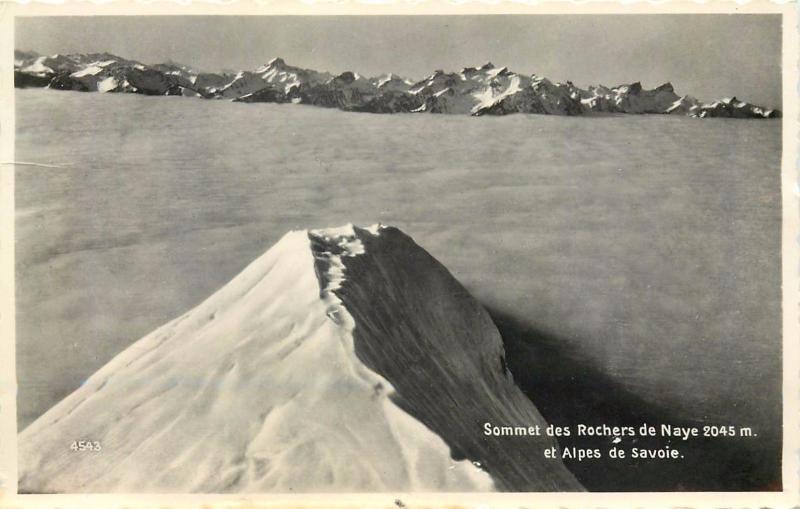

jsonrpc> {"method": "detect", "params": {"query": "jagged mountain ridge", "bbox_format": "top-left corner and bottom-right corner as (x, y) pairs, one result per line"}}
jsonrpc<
(14, 49), (780, 118)
(18, 224), (582, 493)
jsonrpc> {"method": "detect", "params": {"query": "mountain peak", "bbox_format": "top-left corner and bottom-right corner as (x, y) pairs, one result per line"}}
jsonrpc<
(655, 82), (675, 93)
(19, 223), (581, 493)
(267, 57), (287, 68)
(333, 71), (357, 84)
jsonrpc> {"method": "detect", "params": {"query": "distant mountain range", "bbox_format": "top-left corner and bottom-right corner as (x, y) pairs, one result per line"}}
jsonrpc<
(14, 50), (781, 118)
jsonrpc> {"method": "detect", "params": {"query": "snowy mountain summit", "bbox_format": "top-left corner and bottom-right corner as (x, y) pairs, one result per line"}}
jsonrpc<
(14, 50), (780, 118)
(19, 224), (582, 493)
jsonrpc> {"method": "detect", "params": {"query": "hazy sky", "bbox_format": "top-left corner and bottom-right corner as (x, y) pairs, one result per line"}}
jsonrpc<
(17, 15), (782, 107)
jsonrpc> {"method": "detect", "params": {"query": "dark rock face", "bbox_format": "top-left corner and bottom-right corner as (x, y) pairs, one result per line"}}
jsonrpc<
(48, 73), (91, 92)
(193, 73), (231, 93)
(697, 97), (782, 118)
(358, 90), (423, 113)
(292, 84), (350, 109)
(419, 88), (461, 114)
(310, 226), (584, 492)
(232, 86), (289, 104)
(655, 82), (675, 93)
(333, 71), (357, 85)
(14, 71), (52, 88)
(13, 49), (781, 118)
(409, 71), (466, 100)
(291, 80), (379, 111)
(126, 69), (182, 96)
(532, 80), (584, 115)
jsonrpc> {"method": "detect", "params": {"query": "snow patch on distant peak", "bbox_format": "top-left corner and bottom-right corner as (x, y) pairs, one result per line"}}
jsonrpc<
(71, 64), (107, 78)
(21, 57), (53, 76)
(311, 223), (359, 239)
(364, 223), (385, 235)
(97, 76), (118, 93)
(486, 66), (509, 78)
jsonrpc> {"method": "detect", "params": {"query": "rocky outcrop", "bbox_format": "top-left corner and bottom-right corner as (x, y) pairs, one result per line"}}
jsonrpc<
(48, 73), (93, 92)
(193, 72), (234, 96)
(125, 68), (184, 96)
(232, 85), (289, 104)
(15, 70), (54, 88)
(695, 96), (781, 118)
(578, 82), (681, 114)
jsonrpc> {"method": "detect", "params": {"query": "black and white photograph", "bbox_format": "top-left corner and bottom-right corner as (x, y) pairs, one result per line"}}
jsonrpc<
(3, 7), (796, 499)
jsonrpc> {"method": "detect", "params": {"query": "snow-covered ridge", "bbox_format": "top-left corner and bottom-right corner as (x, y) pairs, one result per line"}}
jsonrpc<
(312, 225), (583, 491)
(14, 49), (779, 118)
(18, 224), (581, 493)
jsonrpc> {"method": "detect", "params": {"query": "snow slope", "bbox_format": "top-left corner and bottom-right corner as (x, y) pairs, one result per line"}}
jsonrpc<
(18, 224), (580, 493)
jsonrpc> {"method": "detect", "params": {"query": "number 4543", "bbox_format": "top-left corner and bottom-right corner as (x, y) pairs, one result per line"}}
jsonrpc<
(69, 440), (101, 452)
